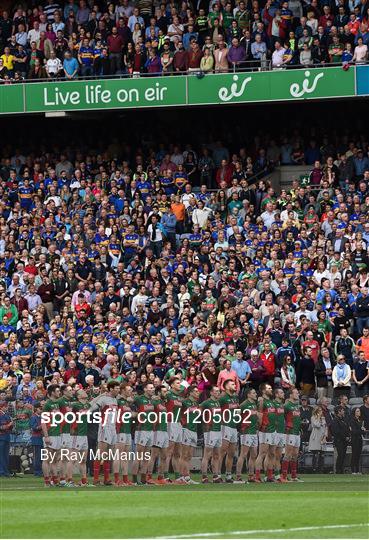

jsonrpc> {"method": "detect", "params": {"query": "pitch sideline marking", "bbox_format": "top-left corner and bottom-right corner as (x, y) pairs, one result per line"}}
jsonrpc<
(154, 523), (369, 539)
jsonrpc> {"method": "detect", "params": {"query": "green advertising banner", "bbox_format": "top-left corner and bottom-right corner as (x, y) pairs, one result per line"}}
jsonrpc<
(187, 66), (355, 105)
(24, 76), (187, 112)
(0, 66), (358, 115)
(0, 85), (24, 113)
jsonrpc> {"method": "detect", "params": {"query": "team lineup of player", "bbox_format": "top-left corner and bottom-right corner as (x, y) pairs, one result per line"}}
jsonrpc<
(41, 377), (302, 486)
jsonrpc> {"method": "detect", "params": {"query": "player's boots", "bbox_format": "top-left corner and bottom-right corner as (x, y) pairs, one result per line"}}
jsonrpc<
(156, 476), (168, 485)
(146, 474), (156, 485)
(234, 476), (245, 484)
(201, 476), (209, 484)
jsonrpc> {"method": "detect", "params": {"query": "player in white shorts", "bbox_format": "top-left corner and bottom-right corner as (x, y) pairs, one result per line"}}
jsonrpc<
(90, 381), (120, 485)
(71, 389), (90, 486)
(201, 386), (222, 483)
(273, 388), (286, 481)
(113, 382), (134, 486)
(41, 384), (62, 486)
(281, 388), (303, 483)
(219, 378), (240, 483)
(255, 383), (276, 483)
(165, 377), (184, 484)
(236, 388), (260, 483)
(181, 386), (200, 484)
(148, 385), (170, 484)
(132, 382), (156, 485)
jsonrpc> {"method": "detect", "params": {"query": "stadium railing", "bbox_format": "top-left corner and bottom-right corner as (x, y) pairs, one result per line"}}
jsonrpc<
(4, 59), (368, 84)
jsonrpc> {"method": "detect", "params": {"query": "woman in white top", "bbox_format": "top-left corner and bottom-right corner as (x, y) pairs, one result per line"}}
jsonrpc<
(313, 261), (330, 285)
(353, 37), (368, 63)
(306, 11), (318, 35)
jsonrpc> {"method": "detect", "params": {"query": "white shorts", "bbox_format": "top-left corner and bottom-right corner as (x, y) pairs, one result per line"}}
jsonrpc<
(45, 435), (61, 450)
(182, 428), (197, 448)
(61, 433), (73, 449)
(72, 435), (88, 451)
(258, 431), (276, 446)
(221, 425), (238, 444)
(168, 422), (183, 444)
(153, 430), (169, 449)
(240, 433), (258, 448)
(98, 428), (117, 446)
(286, 434), (301, 448)
(117, 432), (132, 446)
(275, 432), (286, 448)
(204, 431), (222, 448)
(134, 430), (154, 447)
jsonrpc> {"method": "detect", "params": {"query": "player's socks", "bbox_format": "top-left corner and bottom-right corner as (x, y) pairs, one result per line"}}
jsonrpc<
(140, 473), (147, 483)
(114, 473), (120, 483)
(44, 476), (50, 485)
(132, 474), (138, 483)
(255, 469), (261, 480)
(81, 477), (87, 485)
(103, 461), (111, 482)
(123, 475), (129, 483)
(52, 476), (59, 485)
(93, 460), (101, 482)
(281, 460), (289, 479)
(175, 472), (180, 479)
(267, 469), (273, 480)
(275, 469), (281, 479)
(157, 474), (164, 480)
(290, 461), (297, 479)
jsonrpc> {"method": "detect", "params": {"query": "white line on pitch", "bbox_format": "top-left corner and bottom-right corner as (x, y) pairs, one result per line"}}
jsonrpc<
(154, 523), (369, 539)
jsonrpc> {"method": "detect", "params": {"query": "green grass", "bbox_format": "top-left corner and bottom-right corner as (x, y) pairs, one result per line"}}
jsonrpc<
(0, 475), (368, 539)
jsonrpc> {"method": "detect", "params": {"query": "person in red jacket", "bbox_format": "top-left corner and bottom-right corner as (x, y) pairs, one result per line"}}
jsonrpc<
(63, 360), (81, 383)
(260, 343), (276, 387)
(216, 159), (234, 187)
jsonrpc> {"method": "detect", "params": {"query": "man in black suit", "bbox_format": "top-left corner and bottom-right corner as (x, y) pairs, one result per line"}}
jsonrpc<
(240, 29), (252, 61)
(331, 406), (350, 473)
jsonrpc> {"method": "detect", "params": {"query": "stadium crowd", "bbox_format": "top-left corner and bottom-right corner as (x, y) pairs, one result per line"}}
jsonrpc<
(0, 131), (369, 485)
(1, 0), (369, 82)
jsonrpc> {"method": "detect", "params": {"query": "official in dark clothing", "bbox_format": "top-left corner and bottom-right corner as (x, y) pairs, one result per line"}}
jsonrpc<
(0, 401), (13, 477)
(355, 288), (369, 335)
(331, 406), (350, 474)
(350, 408), (365, 474)
(353, 353), (369, 397)
(297, 347), (316, 397)
(30, 404), (43, 476)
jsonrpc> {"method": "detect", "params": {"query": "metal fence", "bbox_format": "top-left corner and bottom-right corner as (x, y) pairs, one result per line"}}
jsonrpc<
(3, 59), (366, 85)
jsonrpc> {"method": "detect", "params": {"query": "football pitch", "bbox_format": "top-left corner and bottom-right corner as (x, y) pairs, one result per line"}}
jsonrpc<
(0, 475), (368, 539)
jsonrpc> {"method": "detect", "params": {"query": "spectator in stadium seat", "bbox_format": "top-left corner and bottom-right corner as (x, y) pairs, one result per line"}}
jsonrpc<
(63, 50), (79, 79)
(332, 355), (352, 403)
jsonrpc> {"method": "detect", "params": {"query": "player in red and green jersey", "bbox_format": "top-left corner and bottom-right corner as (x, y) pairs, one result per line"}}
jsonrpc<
(89, 380), (120, 485)
(59, 384), (75, 485)
(113, 382), (134, 486)
(219, 379), (240, 483)
(166, 377), (184, 483)
(236, 387), (260, 483)
(200, 385), (222, 483)
(255, 382), (276, 483)
(282, 387), (303, 482)
(71, 389), (91, 486)
(41, 384), (62, 486)
(148, 385), (170, 485)
(132, 382), (155, 485)
(273, 388), (286, 482)
(181, 385), (201, 484)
